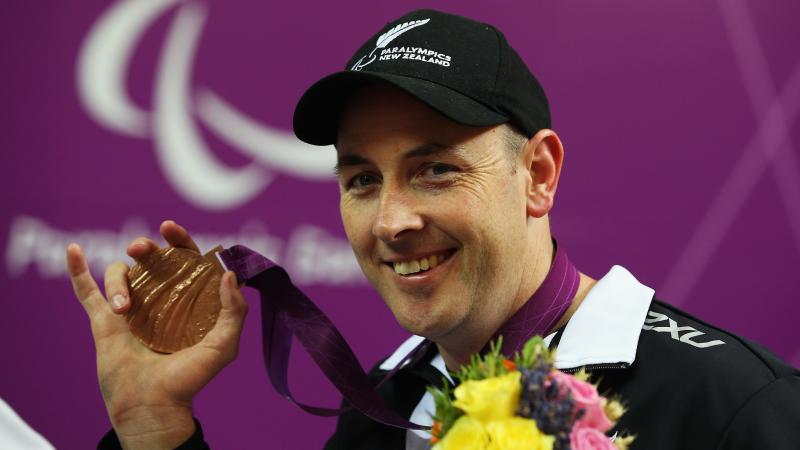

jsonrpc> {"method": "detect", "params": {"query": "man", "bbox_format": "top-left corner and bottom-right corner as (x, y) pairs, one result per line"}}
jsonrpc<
(67, 9), (799, 450)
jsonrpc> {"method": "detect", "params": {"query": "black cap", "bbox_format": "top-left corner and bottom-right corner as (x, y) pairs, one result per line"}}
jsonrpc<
(293, 9), (551, 146)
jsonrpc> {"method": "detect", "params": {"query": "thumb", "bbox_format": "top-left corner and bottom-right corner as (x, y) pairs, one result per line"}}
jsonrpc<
(199, 271), (248, 365)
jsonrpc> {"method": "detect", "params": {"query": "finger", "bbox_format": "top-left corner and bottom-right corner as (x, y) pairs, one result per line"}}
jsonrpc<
(160, 220), (200, 253)
(103, 262), (131, 314)
(66, 243), (109, 318)
(126, 237), (161, 261)
(200, 271), (247, 364)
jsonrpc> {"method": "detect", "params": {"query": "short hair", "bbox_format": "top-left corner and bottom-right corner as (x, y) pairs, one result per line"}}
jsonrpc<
(501, 124), (529, 173)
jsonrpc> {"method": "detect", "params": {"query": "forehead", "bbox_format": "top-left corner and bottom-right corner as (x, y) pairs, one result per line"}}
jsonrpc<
(335, 84), (493, 157)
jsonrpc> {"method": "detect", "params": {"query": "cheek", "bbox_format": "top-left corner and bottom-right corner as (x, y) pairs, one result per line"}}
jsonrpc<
(340, 198), (374, 256)
(490, 175), (528, 228)
(463, 179), (528, 263)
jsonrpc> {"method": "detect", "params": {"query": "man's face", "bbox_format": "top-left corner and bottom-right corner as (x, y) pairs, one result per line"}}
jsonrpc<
(336, 86), (532, 342)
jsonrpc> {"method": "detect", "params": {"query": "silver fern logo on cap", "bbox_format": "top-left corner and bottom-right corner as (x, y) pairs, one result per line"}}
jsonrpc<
(351, 18), (430, 71)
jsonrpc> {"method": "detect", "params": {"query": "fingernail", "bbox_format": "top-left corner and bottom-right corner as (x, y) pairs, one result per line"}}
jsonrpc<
(228, 272), (238, 289)
(111, 294), (128, 310)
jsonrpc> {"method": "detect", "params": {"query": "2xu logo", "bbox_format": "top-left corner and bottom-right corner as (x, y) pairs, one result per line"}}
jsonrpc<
(77, 0), (336, 211)
(642, 311), (726, 348)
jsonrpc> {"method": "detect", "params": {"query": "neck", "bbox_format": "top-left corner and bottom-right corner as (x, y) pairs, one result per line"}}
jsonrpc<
(437, 242), (595, 371)
(551, 272), (595, 331)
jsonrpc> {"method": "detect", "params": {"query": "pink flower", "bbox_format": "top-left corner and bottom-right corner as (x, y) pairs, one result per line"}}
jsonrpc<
(570, 426), (617, 450)
(549, 371), (613, 432)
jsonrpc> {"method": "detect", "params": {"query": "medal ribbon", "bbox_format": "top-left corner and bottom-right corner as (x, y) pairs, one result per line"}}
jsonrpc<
(217, 245), (428, 430)
(216, 240), (577, 430)
(490, 240), (580, 356)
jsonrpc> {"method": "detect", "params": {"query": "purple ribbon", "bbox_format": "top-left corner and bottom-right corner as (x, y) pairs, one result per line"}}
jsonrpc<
(491, 241), (580, 356)
(217, 240), (577, 430)
(217, 245), (427, 430)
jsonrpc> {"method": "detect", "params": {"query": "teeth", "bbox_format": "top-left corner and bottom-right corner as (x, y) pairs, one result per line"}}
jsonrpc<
(392, 252), (449, 275)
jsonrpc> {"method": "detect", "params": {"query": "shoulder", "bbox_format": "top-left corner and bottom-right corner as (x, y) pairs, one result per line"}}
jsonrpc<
(600, 299), (800, 448)
(627, 299), (799, 416)
(640, 299), (796, 380)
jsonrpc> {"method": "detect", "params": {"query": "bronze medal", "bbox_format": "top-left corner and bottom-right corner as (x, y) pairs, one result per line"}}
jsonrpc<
(126, 246), (224, 353)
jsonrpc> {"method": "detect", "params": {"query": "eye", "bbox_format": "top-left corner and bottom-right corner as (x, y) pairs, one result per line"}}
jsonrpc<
(421, 163), (457, 177)
(348, 172), (380, 190)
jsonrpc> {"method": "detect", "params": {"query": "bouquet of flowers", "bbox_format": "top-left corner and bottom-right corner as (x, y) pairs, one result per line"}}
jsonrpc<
(428, 337), (634, 450)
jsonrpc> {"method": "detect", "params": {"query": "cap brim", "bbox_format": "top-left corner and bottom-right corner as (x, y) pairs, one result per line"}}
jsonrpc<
(293, 71), (509, 146)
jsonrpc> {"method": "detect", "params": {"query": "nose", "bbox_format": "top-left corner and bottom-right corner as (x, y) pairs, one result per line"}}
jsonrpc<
(372, 187), (424, 242)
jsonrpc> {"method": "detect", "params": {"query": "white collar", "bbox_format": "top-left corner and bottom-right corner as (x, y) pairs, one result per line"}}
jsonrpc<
(380, 265), (654, 372)
(549, 265), (653, 369)
(393, 265), (654, 445)
(379, 335), (426, 371)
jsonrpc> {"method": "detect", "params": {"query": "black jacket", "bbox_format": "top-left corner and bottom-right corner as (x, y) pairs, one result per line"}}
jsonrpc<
(101, 266), (800, 449)
(325, 266), (800, 450)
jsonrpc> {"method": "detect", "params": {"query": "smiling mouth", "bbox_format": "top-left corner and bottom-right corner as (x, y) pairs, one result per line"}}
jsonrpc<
(389, 250), (455, 276)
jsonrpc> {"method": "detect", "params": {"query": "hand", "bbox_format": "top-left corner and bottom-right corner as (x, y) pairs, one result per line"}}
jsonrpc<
(66, 220), (248, 450)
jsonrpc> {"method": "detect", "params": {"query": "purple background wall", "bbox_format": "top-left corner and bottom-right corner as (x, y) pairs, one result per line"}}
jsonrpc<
(2, 0), (798, 448)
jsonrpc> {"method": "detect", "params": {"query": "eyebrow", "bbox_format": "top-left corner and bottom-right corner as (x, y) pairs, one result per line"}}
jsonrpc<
(334, 143), (450, 175)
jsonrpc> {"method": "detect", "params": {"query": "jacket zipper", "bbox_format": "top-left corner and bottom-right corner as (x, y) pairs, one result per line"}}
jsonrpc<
(560, 362), (629, 373)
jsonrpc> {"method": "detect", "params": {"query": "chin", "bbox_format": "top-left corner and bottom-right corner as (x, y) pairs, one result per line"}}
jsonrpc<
(371, 274), (464, 338)
(392, 305), (457, 340)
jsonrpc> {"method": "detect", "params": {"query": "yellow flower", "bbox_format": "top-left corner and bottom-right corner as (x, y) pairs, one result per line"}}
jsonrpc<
(433, 416), (490, 450)
(453, 371), (522, 423)
(604, 398), (625, 422)
(486, 417), (554, 450)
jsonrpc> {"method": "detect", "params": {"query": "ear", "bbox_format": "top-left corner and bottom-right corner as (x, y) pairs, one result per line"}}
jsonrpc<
(520, 129), (564, 218)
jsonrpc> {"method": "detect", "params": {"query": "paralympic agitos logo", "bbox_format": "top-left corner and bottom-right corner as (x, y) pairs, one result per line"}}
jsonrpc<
(77, 0), (336, 211)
